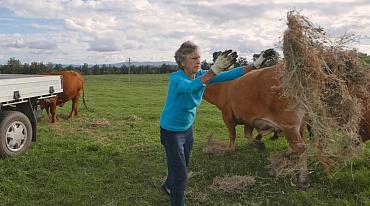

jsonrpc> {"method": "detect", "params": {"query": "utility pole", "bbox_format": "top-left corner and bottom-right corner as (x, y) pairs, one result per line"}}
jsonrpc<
(128, 57), (131, 83)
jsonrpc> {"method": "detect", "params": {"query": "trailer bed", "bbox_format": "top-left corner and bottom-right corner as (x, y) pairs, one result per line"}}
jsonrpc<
(0, 74), (63, 104)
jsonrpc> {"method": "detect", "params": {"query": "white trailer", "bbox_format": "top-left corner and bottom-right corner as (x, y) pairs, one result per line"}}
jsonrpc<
(0, 74), (63, 157)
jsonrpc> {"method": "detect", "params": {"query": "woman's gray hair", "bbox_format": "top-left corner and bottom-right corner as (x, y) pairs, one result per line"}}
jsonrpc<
(175, 40), (199, 70)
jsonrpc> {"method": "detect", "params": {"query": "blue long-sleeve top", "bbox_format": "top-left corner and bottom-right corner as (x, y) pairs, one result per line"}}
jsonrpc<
(159, 67), (244, 132)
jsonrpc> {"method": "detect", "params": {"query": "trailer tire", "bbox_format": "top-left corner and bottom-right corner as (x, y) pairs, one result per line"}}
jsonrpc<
(0, 111), (33, 157)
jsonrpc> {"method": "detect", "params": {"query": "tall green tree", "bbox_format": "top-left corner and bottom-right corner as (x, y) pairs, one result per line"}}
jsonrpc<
(201, 60), (209, 70)
(46, 62), (55, 72)
(28, 62), (47, 74)
(92, 64), (100, 75)
(360, 55), (370, 65)
(236, 56), (249, 67)
(1, 58), (22, 74)
(54, 63), (64, 71)
(81, 63), (92, 75)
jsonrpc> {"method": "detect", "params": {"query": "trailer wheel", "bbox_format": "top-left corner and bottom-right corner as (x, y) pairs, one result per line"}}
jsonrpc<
(0, 111), (33, 157)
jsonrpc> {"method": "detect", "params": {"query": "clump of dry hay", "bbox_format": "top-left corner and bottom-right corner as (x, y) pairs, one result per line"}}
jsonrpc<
(127, 115), (142, 121)
(202, 134), (234, 156)
(281, 10), (369, 172)
(266, 152), (297, 177)
(210, 175), (256, 192)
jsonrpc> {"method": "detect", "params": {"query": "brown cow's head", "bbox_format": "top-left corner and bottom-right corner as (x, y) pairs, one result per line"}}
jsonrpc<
(39, 99), (50, 110)
(38, 97), (57, 109)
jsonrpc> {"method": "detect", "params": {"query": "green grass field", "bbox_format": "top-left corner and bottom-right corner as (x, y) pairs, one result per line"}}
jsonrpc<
(1, 74), (369, 206)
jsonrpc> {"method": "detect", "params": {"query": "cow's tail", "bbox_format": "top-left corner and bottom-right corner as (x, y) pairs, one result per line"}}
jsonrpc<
(82, 87), (89, 111)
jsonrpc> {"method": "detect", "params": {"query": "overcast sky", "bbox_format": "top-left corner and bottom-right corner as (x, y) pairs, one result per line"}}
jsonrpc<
(1, 0), (369, 65)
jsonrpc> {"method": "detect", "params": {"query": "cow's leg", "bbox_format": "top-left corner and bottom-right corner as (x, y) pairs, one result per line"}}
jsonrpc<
(226, 125), (237, 151)
(255, 132), (262, 141)
(45, 106), (51, 117)
(221, 113), (237, 151)
(68, 98), (78, 120)
(68, 92), (81, 120)
(283, 126), (309, 189)
(244, 126), (265, 151)
(256, 131), (280, 141)
(270, 131), (280, 140)
(50, 101), (57, 123)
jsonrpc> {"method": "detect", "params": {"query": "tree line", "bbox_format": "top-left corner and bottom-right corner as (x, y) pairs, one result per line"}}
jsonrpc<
(0, 58), (178, 75)
(0, 51), (262, 75)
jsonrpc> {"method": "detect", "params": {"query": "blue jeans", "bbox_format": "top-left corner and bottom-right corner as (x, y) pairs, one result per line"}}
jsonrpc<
(160, 126), (194, 206)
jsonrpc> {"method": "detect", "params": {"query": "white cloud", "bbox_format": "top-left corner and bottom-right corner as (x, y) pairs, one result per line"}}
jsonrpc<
(0, 0), (369, 65)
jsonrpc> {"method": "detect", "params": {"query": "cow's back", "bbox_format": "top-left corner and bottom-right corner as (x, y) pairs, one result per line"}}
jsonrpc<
(40, 71), (84, 102)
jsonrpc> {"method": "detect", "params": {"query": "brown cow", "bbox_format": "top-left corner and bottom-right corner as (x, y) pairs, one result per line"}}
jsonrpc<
(203, 64), (310, 188)
(38, 71), (88, 123)
(357, 93), (370, 142)
(360, 112), (370, 142)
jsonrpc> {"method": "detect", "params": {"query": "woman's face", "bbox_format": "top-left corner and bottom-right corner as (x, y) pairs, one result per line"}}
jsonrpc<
(182, 50), (201, 77)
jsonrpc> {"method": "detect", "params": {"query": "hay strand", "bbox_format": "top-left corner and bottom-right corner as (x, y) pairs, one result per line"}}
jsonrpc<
(202, 134), (234, 156)
(210, 175), (256, 192)
(266, 152), (298, 177)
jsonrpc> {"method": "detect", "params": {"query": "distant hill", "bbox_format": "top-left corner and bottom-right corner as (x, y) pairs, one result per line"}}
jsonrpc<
(113, 61), (177, 67)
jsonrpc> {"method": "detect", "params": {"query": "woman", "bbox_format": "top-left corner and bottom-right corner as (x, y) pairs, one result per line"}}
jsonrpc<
(159, 40), (275, 206)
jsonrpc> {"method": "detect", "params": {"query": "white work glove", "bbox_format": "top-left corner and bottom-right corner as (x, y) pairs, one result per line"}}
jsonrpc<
(253, 48), (276, 69)
(210, 50), (238, 74)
